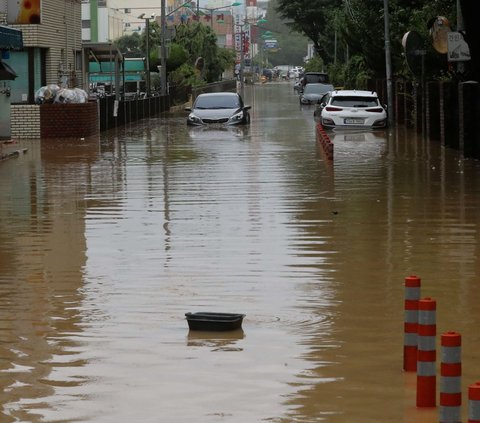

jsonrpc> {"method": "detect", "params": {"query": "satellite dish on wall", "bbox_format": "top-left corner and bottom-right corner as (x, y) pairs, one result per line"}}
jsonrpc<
(402, 31), (426, 77)
(427, 16), (451, 54)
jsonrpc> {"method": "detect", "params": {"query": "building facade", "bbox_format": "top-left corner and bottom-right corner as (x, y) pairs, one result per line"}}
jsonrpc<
(7, 0), (82, 103)
(81, 0), (239, 48)
(0, 23), (23, 138)
(81, 0), (125, 42)
(0, 0), (82, 137)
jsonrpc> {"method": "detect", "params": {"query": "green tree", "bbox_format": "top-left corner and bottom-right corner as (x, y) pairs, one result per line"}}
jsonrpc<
(117, 21), (236, 86)
(259, 0), (310, 66)
(115, 32), (142, 53)
(272, 0), (470, 81)
(140, 21), (162, 72)
(275, 0), (342, 62)
(166, 43), (189, 72)
(173, 22), (234, 83)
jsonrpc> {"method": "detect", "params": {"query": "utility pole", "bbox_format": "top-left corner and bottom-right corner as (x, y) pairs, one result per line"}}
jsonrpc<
(383, 0), (394, 127)
(145, 17), (151, 97)
(239, 27), (244, 93)
(456, 0), (465, 75)
(160, 0), (167, 96)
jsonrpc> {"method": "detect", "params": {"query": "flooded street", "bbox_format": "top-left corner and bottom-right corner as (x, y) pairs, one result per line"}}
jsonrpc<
(1, 81), (480, 422)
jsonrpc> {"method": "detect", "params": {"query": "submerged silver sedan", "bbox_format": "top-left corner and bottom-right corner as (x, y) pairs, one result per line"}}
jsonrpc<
(186, 92), (251, 126)
(299, 83), (335, 105)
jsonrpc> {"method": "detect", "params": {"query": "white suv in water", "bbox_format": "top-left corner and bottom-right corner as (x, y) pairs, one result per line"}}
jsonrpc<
(318, 90), (388, 130)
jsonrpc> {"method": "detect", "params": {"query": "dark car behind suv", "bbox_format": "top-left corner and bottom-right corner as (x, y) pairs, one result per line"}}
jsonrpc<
(300, 72), (329, 92)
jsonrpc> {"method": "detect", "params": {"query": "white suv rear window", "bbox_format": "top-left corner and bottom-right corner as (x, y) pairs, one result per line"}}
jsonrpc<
(331, 96), (379, 107)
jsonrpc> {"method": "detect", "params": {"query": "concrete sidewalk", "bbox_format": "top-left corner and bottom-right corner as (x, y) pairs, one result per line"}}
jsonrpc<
(0, 140), (28, 162)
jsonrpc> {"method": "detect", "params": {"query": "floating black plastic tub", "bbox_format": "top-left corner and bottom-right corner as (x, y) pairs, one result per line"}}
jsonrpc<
(185, 312), (245, 331)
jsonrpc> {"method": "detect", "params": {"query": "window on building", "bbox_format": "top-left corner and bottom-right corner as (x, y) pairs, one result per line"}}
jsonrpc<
(75, 50), (82, 71)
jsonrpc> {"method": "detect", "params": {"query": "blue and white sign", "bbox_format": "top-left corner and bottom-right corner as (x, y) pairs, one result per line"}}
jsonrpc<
(264, 39), (278, 49)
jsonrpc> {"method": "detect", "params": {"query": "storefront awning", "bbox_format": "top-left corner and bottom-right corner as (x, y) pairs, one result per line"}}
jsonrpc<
(83, 42), (123, 64)
(0, 25), (23, 50)
(82, 42), (124, 100)
(0, 60), (18, 80)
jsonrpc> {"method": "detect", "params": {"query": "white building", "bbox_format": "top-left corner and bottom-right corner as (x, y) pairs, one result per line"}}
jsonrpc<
(81, 0), (129, 42)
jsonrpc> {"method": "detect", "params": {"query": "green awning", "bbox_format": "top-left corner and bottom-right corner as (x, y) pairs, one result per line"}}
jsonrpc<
(0, 25), (23, 50)
(89, 59), (145, 73)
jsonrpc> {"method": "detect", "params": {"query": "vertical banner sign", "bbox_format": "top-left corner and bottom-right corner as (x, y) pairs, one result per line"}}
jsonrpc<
(7, 0), (41, 24)
(234, 15), (242, 63)
(243, 33), (250, 58)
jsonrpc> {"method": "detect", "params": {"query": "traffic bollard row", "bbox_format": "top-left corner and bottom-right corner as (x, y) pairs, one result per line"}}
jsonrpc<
(401, 275), (480, 421)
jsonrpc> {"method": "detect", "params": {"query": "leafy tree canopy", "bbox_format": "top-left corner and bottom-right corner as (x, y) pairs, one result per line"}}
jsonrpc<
(115, 32), (142, 53)
(115, 22), (235, 86)
(173, 22), (234, 83)
(275, 0), (342, 61)
(273, 0), (480, 82)
(261, 0), (310, 67)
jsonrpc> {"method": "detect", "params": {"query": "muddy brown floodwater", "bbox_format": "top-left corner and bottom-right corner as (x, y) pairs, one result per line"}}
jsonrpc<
(1, 82), (480, 423)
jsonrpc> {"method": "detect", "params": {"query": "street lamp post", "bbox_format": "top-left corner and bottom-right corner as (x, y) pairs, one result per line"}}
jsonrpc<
(239, 25), (245, 92)
(138, 13), (152, 97)
(146, 17), (151, 97)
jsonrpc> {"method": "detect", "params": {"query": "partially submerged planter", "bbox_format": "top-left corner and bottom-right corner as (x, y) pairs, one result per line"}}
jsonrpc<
(185, 312), (245, 331)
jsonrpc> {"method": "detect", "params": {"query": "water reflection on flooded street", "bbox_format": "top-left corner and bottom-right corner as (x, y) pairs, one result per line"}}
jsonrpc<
(1, 82), (480, 422)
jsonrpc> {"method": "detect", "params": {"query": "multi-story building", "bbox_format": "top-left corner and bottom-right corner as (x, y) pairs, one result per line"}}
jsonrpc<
(81, 0), (126, 42)
(0, 0), (82, 138)
(81, 0), (179, 42)
(0, 21), (23, 138)
(81, 0), (239, 48)
(5, 0), (82, 102)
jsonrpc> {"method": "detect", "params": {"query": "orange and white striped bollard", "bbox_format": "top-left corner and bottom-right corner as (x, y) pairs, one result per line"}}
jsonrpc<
(404, 275), (421, 371)
(416, 297), (436, 407)
(469, 382), (480, 423)
(440, 331), (461, 422)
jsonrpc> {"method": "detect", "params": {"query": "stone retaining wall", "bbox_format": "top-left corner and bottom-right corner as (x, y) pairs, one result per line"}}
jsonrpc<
(10, 102), (99, 139)
(11, 104), (41, 139)
(40, 102), (99, 138)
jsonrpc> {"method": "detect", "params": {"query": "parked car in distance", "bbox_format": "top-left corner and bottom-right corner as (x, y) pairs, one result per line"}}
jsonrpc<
(294, 78), (304, 93)
(186, 92), (251, 126)
(274, 65), (291, 79)
(262, 68), (273, 81)
(288, 66), (304, 79)
(299, 83), (335, 105)
(318, 90), (387, 130)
